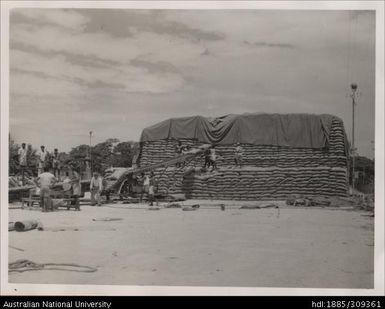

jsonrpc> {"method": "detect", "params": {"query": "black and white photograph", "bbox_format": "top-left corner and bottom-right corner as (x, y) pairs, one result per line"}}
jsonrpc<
(1, 1), (384, 296)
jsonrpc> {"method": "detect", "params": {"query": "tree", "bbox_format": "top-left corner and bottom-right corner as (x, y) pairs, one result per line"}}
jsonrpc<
(92, 140), (115, 172)
(90, 139), (139, 173)
(68, 144), (90, 171)
(9, 136), (39, 176)
(9, 135), (19, 175)
(10, 137), (141, 177)
(112, 141), (139, 167)
(27, 144), (38, 176)
(350, 155), (374, 193)
(69, 144), (89, 160)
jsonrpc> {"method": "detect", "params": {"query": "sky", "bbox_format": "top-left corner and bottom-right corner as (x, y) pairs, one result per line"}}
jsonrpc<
(9, 9), (375, 158)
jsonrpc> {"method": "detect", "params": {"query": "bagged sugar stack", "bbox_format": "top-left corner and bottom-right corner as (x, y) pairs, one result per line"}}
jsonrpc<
(138, 113), (349, 200)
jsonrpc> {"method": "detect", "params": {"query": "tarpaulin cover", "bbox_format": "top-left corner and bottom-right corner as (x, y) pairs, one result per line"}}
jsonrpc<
(140, 113), (343, 149)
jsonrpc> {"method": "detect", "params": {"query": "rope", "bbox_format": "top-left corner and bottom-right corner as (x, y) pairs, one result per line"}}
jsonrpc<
(9, 259), (98, 273)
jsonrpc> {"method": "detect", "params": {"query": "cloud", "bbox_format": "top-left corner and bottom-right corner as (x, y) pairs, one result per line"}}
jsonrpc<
(12, 8), (90, 30)
(11, 23), (142, 63)
(130, 59), (180, 74)
(127, 10), (225, 41)
(84, 9), (225, 41)
(243, 40), (295, 49)
(10, 49), (185, 94)
(10, 21), (207, 74)
(10, 70), (84, 98)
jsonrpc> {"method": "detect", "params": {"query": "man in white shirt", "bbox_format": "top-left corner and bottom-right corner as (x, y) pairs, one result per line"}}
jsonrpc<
(148, 172), (157, 206)
(71, 168), (82, 211)
(90, 172), (103, 206)
(18, 143), (28, 185)
(234, 143), (243, 168)
(209, 146), (218, 171)
(138, 173), (147, 202)
(36, 167), (57, 212)
(52, 148), (61, 180)
(37, 145), (48, 175)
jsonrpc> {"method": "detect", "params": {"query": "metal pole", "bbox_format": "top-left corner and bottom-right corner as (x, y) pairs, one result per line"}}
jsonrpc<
(350, 83), (357, 192)
(89, 131), (93, 175)
(352, 95), (355, 191)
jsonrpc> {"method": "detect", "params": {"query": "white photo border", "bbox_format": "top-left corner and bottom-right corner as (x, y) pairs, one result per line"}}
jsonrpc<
(1, 0), (384, 296)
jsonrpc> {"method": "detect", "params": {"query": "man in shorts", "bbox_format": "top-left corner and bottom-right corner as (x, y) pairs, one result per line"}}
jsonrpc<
(36, 166), (57, 212)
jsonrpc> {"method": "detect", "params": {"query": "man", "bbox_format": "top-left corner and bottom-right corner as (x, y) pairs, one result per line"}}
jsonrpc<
(148, 172), (156, 206)
(37, 145), (48, 175)
(36, 167), (57, 212)
(180, 145), (190, 168)
(234, 143), (244, 168)
(203, 147), (211, 169)
(209, 145), (218, 171)
(175, 140), (183, 167)
(52, 148), (61, 180)
(90, 172), (103, 206)
(71, 167), (82, 211)
(27, 144), (33, 171)
(18, 143), (28, 185)
(62, 172), (72, 197)
(142, 173), (150, 201)
(181, 145), (190, 155)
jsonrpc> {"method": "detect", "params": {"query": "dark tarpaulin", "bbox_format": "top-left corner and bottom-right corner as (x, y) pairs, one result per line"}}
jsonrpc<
(140, 113), (343, 149)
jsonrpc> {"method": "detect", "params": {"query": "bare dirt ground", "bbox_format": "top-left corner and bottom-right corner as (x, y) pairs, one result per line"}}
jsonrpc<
(8, 200), (374, 288)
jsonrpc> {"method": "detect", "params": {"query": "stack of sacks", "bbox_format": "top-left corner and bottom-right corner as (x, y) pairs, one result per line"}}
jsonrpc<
(139, 118), (348, 168)
(151, 167), (348, 200)
(139, 117), (349, 200)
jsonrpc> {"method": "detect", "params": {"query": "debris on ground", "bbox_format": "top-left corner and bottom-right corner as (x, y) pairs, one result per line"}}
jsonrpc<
(240, 205), (261, 209)
(167, 194), (186, 202)
(92, 217), (123, 222)
(148, 206), (161, 210)
(286, 195), (300, 206)
(182, 205), (199, 211)
(9, 222), (15, 231)
(294, 198), (312, 207)
(13, 220), (42, 232)
(9, 204), (24, 210)
(260, 203), (279, 209)
(240, 203), (278, 209)
(285, 194), (374, 211)
(39, 226), (117, 232)
(52, 199), (69, 209)
(164, 202), (182, 208)
(9, 259), (97, 273)
(329, 195), (374, 210)
(122, 197), (140, 204)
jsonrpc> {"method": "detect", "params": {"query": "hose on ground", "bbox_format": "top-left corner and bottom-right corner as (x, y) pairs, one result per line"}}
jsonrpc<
(9, 259), (98, 273)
